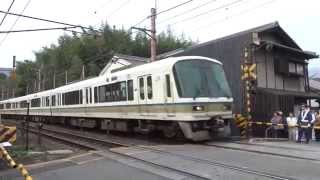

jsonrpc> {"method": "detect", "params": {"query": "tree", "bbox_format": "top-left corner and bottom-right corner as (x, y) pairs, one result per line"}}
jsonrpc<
(14, 24), (194, 96)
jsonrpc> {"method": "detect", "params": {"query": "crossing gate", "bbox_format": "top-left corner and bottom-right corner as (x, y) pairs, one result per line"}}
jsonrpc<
(234, 114), (247, 138)
(0, 124), (16, 143)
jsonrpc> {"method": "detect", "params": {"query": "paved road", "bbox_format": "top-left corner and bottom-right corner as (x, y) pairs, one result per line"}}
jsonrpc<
(0, 151), (202, 180)
(1, 141), (319, 180)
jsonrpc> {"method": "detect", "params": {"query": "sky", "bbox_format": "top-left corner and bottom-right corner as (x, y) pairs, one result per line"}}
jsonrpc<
(0, 0), (319, 75)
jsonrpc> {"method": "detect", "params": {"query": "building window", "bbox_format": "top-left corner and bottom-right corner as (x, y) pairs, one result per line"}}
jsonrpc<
(289, 62), (296, 73)
(296, 64), (304, 75)
(288, 61), (304, 75)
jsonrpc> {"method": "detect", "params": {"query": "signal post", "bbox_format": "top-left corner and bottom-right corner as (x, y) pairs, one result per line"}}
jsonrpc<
(241, 47), (257, 138)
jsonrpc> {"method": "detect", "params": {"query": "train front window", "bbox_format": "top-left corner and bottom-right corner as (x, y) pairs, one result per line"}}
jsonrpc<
(173, 59), (231, 98)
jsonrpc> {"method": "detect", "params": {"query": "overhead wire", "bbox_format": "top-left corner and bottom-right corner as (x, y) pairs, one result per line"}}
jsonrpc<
(156, 0), (194, 16)
(157, 0), (217, 25)
(130, 0), (195, 28)
(107, 0), (131, 18)
(0, 0), (31, 47)
(0, 10), (100, 33)
(0, 0), (16, 27)
(0, 26), (78, 34)
(189, 0), (276, 34)
(162, 0), (245, 28)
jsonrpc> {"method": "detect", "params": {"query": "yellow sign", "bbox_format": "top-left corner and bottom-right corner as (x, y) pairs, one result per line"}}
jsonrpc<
(241, 64), (257, 80)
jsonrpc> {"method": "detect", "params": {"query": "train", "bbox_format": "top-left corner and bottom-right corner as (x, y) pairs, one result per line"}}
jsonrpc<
(0, 55), (233, 141)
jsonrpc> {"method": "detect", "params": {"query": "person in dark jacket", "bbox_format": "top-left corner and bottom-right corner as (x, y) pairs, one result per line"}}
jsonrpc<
(314, 111), (320, 141)
(297, 105), (314, 143)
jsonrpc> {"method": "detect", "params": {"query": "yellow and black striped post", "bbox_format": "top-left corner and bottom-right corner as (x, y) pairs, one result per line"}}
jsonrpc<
(0, 146), (32, 180)
(0, 125), (17, 143)
(241, 47), (256, 138)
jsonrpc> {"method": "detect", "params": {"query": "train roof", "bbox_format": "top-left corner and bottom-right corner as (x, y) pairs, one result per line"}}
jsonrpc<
(0, 56), (222, 104)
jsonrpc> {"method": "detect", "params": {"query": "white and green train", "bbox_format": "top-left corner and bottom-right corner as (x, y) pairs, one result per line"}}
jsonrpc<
(0, 56), (233, 141)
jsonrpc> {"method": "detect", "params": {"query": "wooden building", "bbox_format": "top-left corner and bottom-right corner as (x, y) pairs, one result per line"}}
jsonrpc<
(161, 22), (320, 125)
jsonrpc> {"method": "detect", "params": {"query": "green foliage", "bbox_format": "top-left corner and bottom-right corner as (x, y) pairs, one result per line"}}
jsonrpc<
(14, 24), (193, 96)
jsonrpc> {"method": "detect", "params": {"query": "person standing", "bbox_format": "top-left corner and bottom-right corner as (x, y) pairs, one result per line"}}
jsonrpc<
(314, 111), (320, 141)
(286, 112), (297, 141)
(297, 105), (313, 143)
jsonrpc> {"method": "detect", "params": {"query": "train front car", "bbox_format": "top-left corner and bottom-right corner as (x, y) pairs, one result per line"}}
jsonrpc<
(171, 57), (233, 141)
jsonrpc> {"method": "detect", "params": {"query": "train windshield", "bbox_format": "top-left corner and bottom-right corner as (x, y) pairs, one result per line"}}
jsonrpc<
(173, 59), (232, 98)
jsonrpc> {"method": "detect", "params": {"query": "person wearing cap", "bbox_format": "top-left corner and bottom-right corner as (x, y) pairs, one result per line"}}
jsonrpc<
(297, 104), (313, 143)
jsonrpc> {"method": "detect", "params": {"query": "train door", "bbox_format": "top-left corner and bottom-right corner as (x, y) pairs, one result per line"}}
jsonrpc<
(85, 87), (92, 105)
(164, 73), (175, 116)
(137, 75), (152, 115)
(84, 87), (92, 115)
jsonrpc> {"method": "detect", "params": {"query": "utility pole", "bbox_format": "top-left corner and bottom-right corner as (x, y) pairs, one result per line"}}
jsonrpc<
(81, 65), (85, 80)
(1, 87), (3, 100)
(65, 70), (68, 85)
(131, 8), (157, 62)
(12, 56), (16, 98)
(38, 69), (41, 92)
(53, 71), (56, 89)
(150, 8), (157, 62)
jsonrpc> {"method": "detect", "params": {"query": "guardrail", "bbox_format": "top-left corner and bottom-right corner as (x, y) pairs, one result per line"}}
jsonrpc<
(0, 146), (33, 180)
(234, 114), (320, 138)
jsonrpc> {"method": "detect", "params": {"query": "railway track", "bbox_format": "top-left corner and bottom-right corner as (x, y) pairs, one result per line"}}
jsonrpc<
(2, 119), (296, 179)
(204, 142), (320, 162)
(125, 145), (295, 180)
(29, 125), (293, 179)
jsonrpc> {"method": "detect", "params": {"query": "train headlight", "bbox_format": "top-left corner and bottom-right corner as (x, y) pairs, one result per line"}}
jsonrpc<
(193, 105), (204, 111)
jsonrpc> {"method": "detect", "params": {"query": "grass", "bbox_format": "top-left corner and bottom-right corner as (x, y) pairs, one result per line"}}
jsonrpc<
(6, 146), (34, 159)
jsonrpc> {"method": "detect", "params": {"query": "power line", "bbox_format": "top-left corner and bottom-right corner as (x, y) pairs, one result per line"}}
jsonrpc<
(0, 0), (16, 27)
(131, 16), (149, 28)
(190, 0), (276, 34)
(0, 26), (78, 34)
(157, 0), (217, 25)
(130, 0), (195, 28)
(163, 0), (245, 27)
(107, 0), (131, 18)
(156, 0), (194, 16)
(0, 0), (31, 47)
(0, 10), (100, 33)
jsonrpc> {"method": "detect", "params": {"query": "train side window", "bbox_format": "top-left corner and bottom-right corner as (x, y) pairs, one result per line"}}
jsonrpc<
(127, 80), (133, 101)
(86, 88), (89, 104)
(94, 87), (98, 103)
(46, 97), (50, 106)
(120, 82), (127, 101)
(89, 88), (92, 103)
(105, 85), (112, 102)
(52, 95), (56, 106)
(165, 74), (171, 97)
(31, 98), (40, 107)
(147, 76), (153, 99)
(80, 90), (83, 104)
(139, 77), (145, 100)
(112, 83), (121, 101)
